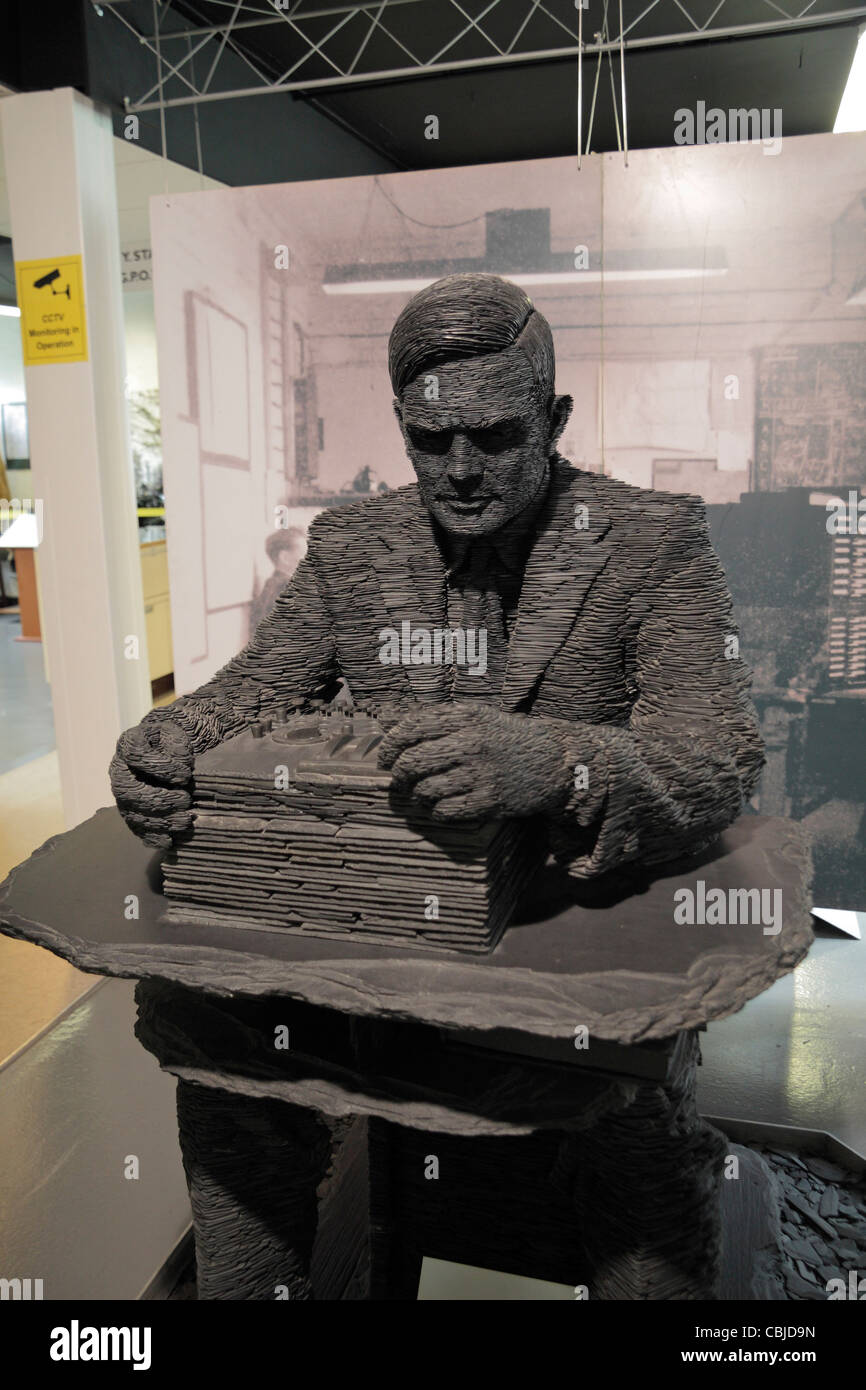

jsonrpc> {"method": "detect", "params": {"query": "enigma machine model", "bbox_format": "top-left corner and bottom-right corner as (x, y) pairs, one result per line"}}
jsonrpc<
(161, 705), (544, 954)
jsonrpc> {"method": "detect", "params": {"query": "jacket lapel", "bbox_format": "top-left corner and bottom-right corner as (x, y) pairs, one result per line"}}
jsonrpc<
(367, 461), (613, 710)
(369, 487), (450, 703)
(500, 460), (614, 711)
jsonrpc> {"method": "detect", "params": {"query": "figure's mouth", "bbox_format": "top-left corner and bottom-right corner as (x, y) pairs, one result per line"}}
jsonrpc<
(440, 497), (493, 514)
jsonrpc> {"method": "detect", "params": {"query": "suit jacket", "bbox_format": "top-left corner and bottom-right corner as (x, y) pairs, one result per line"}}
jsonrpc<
(167, 457), (765, 879)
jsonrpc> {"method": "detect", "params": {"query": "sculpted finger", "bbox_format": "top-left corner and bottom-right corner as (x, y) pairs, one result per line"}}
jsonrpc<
(378, 711), (464, 767)
(429, 790), (497, 822)
(118, 719), (193, 785)
(377, 719), (446, 767)
(109, 754), (155, 812)
(118, 806), (189, 845)
(110, 756), (192, 816)
(389, 733), (469, 787)
(410, 767), (477, 803)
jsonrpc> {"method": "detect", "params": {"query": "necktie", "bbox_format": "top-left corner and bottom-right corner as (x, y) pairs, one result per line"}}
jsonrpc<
(449, 540), (511, 701)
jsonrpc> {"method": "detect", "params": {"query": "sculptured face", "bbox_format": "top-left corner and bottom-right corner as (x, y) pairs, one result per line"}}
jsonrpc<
(395, 350), (563, 537)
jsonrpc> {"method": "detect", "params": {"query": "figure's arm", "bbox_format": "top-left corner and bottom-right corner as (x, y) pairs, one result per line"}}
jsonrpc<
(154, 553), (339, 753)
(110, 539), (339, 846)
(543, 499), (765, 877)
(378, 500), (764, 880)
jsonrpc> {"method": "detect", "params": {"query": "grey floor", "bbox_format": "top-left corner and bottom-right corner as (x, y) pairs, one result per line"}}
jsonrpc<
(0, 609), (57, 773)
(0, 980), (191, 1301)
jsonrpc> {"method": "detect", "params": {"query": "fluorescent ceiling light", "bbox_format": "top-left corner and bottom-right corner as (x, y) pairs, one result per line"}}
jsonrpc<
(0, 304), (21, 317)
(835, 27), (866, 132)
(323, 268), (728, 295)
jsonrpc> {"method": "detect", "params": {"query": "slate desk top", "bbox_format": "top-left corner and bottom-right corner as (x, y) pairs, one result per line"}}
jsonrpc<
(0, 807), (813, 1049)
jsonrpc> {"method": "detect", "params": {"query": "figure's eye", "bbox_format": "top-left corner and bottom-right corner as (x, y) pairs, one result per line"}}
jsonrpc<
(466, 421), (526, 454)
(407, 426), (453, 454)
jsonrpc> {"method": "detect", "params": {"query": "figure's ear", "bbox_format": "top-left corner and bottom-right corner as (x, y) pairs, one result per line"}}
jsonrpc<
(392, 397), (404, 430)
(549, 393), (573, 446)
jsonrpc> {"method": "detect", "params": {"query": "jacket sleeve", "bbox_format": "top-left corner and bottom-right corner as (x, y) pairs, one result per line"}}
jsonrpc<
(545, 498), (765, 878)
(157, 527), (340, 755)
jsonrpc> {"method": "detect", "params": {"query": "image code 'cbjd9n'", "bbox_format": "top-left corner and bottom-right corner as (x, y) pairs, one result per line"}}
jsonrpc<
(161, 705), (544, 953)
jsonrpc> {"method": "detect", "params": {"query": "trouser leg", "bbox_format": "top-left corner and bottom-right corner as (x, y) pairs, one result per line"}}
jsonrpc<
(175, 1080), (332, 1301)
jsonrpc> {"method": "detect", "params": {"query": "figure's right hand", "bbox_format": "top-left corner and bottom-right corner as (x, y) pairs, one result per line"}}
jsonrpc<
(109, 716), (195, 848)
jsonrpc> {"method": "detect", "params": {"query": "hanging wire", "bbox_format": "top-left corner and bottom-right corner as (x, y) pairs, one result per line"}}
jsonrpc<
(584, 5), (607, 157)
(577, 0), (583, 170)
(373, 176), (485, 230)
(153, 0), (168, 191)
(580, 0), (630, 167)
(606, 29), (622, 154)
(187, 32), (205, 190)
(619, 0), (629, 167)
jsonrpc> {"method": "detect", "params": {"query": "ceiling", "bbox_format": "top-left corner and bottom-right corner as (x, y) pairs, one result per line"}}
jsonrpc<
(0, 0), (864, 186)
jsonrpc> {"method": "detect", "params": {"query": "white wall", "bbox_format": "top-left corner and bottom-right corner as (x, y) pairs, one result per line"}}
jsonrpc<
(151, 187), (293, 691)
(123, 292), (159, 393)
(0, 312), (30, 498)
(0, 312), (24, 401)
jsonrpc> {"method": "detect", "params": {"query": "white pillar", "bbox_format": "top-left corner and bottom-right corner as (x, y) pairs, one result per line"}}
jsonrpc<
(1, 87), (151, 827)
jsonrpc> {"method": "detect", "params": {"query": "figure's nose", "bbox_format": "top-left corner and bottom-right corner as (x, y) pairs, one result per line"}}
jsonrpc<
(446, 433), (484, 484)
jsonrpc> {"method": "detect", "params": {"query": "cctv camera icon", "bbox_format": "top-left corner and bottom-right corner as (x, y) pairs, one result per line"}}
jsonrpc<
(33, 269), (70, 298)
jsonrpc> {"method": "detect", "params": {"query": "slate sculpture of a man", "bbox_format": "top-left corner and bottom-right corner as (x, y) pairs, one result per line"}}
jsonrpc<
(110, 273), (764, 879)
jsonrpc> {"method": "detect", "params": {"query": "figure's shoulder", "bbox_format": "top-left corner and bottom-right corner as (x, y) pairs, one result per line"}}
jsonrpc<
(306, 483), (421, 546)
(556, 458), (705, 529)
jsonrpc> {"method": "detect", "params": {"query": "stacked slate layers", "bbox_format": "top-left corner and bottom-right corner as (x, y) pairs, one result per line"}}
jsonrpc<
(162, 707), (543, 953)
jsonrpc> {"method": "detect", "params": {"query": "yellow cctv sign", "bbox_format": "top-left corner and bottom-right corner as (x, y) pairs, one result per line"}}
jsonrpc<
(15, 255), (89, 365)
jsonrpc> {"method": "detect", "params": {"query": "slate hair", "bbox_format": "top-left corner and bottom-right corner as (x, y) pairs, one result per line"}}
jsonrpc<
(388, 272), (556, 404)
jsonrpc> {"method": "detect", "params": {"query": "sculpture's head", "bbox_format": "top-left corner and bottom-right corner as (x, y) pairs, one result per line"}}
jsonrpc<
(389, 273), (572, 536)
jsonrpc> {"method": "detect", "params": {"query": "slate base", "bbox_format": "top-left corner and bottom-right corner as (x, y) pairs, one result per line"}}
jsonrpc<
(164, 1139), (865, 1301)
(753, 1142), (866, 1301)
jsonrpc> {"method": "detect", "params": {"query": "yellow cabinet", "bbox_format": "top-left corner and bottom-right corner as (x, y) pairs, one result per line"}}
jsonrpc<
(140, 540), (173, 682)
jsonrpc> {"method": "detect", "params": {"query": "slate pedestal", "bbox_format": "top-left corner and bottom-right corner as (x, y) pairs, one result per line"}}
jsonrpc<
(139, 990), (727, 1300)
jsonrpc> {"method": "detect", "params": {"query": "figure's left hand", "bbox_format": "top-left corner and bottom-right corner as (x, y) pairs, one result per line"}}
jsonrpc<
(377, 702), (571, 821)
